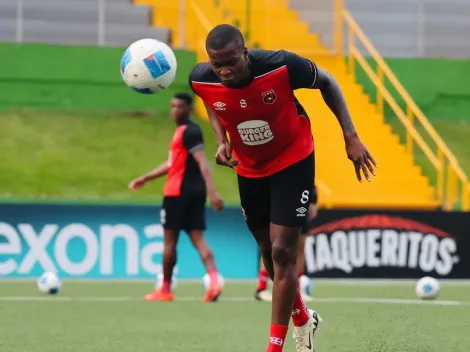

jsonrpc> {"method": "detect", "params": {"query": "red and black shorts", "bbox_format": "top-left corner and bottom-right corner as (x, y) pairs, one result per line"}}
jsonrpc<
(161, 195), (206, 233)
(238, 153), (315, 233)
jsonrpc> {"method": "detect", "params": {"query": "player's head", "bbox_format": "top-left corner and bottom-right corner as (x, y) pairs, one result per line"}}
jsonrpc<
(206, 24), (249, 88)
(171, 92), (193, 124)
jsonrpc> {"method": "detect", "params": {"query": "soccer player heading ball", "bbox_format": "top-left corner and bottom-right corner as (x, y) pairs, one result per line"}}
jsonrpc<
(189, 24), (377, 352)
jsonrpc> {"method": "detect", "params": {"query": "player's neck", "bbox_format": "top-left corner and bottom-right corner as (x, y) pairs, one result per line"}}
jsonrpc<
(176, 117), (191, 126)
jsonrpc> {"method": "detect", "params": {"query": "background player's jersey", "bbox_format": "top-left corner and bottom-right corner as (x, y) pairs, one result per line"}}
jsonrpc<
(190, 49), (318, 178)
(164, 121), (206, 197)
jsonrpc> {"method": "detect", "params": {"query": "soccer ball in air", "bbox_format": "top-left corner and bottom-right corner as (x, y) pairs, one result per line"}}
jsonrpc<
(154, 273), (178, 290)
(120, 38), (177, 94)
(299, 275), (313, 296)
(202, 273), (225, 291)
(415, 276), (440, 300)
(37, 272), (62, 294)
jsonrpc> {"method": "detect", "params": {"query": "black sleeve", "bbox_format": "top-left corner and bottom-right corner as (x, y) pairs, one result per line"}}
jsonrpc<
(280, 50), (318, 90)
(188, 62), (219, 95)
(183, 124), (204, 153)
(188, 66), (197, 94)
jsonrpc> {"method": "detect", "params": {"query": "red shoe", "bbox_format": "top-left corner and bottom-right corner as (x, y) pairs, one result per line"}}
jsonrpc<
(203, 283), (222, 302)
(144, 289), (174, 302)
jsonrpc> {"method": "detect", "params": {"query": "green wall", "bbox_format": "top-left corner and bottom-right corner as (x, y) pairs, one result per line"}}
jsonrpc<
(356, 58), (470, 121)
(0, 43), (196, 113)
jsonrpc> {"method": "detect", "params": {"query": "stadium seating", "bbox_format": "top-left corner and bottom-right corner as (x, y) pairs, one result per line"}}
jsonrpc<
(293, 0), (470, 58)
(0, 0), (170, 46)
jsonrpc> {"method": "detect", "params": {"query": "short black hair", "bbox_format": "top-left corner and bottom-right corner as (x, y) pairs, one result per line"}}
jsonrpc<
(206, 24), (245, 50)
(173, 92), (193, 106)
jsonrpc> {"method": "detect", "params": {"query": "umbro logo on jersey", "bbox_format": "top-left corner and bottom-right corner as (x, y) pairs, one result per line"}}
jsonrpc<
(262, 89), (277, 104)
(296, 207), (308, 217)
(213, 101), (226, 111)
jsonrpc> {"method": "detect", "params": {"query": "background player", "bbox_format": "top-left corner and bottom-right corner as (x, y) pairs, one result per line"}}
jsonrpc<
(129, 92), (224, 302)
(256, 187), (318, 302)
(190, 24), (377, 352)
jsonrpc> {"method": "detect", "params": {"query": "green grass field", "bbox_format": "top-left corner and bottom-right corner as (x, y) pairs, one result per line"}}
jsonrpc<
(1, 108), (469, 205)
(0, 109), (239, 204)
(1, 281), (469, 351)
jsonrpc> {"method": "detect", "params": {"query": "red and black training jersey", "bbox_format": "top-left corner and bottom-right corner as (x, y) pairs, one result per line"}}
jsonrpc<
(163, 121), (206, 197)
(189, 49), (317, 178)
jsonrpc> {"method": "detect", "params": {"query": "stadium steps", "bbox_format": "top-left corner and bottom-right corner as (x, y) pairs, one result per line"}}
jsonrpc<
(136, 0), (438, 210)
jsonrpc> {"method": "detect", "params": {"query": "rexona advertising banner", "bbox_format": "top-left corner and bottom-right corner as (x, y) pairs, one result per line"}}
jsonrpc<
(304, 210), (470, 279)
(0, 203), (257, 279)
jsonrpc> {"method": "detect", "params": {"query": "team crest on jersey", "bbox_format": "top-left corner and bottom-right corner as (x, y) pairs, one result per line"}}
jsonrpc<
(262, 89), (277, 104)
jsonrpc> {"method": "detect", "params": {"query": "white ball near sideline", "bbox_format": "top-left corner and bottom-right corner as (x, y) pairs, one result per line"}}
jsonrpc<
(202, 273), (225, 290)
(415, 276), (440, 300)
(37, 272), (61, 295)
(154, 273), (178, 290)
(299, 275), (313, 296)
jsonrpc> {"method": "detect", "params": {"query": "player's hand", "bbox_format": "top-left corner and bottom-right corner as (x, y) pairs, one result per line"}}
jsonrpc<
(128, 177), (146, 191)
(345, 134), (378, 182)
(209, 192), (224, 212)
(215, 142), (239, 168)
(307, 204), (318, 220)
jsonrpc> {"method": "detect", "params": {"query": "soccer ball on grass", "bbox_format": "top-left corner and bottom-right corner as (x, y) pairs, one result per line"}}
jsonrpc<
(120, 38), (177, 94)
(37, 272), (62, 294)
(202, 273), (225, 291)
(415, 276), (440, 300)
(299, 275), (313, 296)
(154, 273), (178, 290)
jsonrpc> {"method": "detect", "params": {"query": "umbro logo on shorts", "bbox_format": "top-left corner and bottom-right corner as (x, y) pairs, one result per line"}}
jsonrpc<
(296, 207), (307, 217)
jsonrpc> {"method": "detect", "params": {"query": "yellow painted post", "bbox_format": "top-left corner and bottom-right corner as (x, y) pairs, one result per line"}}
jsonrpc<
(348, 27), (355, 79)
(463, 183), (470, 211)
(334, 0), (344, 56)
(406, 105), (414, 159)
(437, 148), (444, 202)
(445, 164), (451, 210)
(376, 66), (384, 115)
(446, 164), (456, 211)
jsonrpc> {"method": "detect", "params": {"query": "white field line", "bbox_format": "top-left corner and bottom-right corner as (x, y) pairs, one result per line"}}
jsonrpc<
(1, 279), (470, 285)
(0, 296), (468, 306)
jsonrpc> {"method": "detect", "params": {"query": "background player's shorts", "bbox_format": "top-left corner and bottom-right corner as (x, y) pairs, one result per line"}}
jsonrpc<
(238, 153), (315, 232)
(161, 195), (206, 232)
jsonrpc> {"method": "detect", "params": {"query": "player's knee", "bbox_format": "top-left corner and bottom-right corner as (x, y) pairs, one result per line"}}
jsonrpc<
(164, 242), (177, 256)
(271, 244), (296, 267)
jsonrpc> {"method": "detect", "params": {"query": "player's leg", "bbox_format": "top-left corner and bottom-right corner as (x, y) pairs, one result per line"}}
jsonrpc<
(297, 230), (312, 302)
(255, 255), (273, 301)
(270, 153), (321, 352)
(185, 195), (222, 302)
(298, 226), (307, 276)
(145, 197), (181, 301)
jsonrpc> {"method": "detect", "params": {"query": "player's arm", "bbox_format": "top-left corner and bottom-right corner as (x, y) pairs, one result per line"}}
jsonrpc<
(283, 50), (378, 182)
(183, 125), (224, 211)
(315, 68), (377, 182)
(203, 102), (238, 168)
(189, 64), (237, 168)
(128, 161), (169, 191)
(192, 150), (224, 212)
